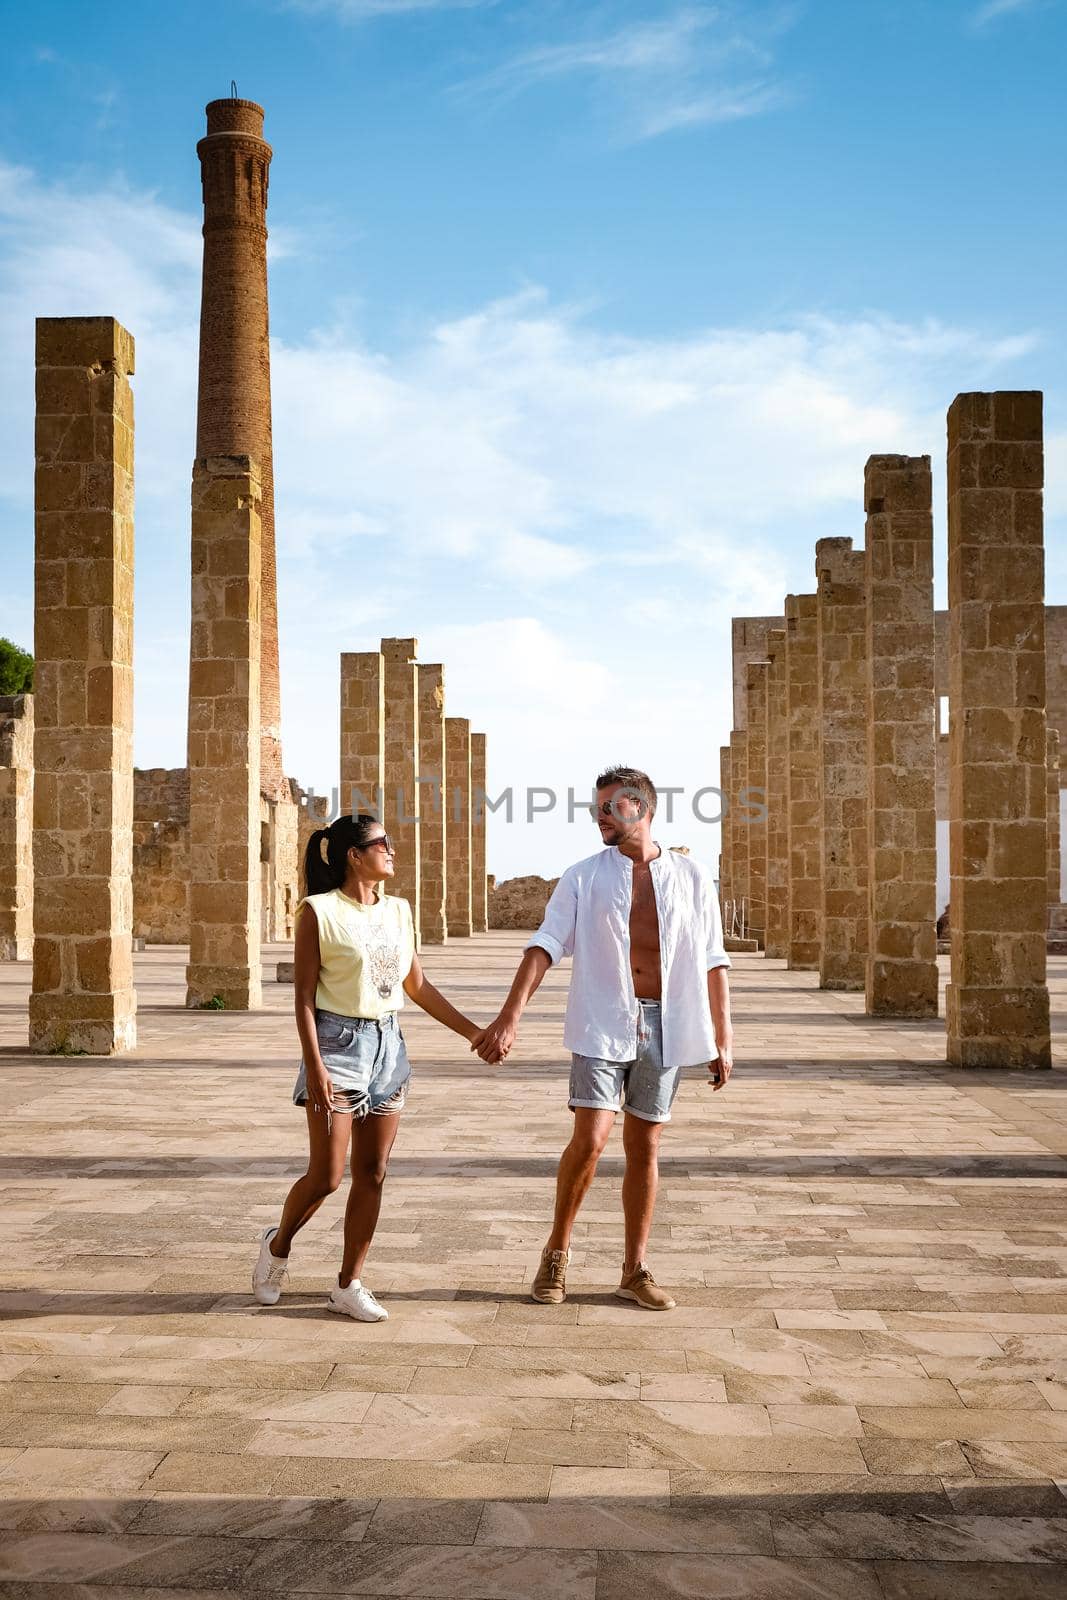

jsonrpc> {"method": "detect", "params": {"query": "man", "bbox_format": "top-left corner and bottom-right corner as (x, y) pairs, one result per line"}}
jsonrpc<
(475, 765), (733, 1310)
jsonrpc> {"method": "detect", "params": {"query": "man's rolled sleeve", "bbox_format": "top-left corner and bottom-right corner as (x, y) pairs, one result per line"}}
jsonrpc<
(526, 868), (578, 967)
(705, 880), (731, 972)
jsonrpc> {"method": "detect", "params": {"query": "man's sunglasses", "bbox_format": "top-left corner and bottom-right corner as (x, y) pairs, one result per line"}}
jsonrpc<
(360, 834), (396, 855)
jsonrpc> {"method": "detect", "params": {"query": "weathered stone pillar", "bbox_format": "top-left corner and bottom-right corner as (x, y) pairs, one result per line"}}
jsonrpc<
(946, 391), (1050, 1069)
(745, 661), (769, 947)
(445, 716), (472, 937)
(764, 630), (789, 959)
(471, 732), (489, 933)
(718, 744), (732, 908)
(815, 538), (869, 990)
(1048, 730), (1061, 910)
(0, 694), (34, 961)
(729, 729), (749, 931)
(30, 317), (137, 1054)
(864, 455), (939, 1017)
(185, 456), (262, 1010)
(382, 638), (420, 935)
(340, 650), (384, 819)
(418, 664), (447, 944)
(784, 593), (821, 970)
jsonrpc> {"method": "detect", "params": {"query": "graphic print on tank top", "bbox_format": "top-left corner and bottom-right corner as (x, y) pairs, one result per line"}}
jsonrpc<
(366, 916), (403, 999)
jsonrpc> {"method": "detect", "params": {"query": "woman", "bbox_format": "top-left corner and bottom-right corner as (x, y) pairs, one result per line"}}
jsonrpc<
(252, 812), (487, 1321)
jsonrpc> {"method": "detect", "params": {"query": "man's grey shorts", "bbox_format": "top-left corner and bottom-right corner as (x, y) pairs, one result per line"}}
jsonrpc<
(293, 1009), (411, 1120)
(569, 1001), (682, 1124)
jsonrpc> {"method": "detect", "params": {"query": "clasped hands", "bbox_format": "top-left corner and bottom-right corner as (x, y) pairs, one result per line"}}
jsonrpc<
(469, 1010), (517, 1065)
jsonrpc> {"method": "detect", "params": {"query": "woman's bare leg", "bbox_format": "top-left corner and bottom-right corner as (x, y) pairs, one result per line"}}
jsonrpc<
(271, 1107), (353, 1258)
(339, 1112), (401, 1287)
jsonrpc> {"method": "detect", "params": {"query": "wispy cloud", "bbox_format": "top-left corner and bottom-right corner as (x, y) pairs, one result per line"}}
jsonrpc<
(452, 4), (795, 142)
(284, 0), (496, 21)
(971, 0), (1044, 27)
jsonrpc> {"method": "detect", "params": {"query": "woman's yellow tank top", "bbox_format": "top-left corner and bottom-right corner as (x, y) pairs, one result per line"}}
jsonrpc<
(297, 888), (415, 1019)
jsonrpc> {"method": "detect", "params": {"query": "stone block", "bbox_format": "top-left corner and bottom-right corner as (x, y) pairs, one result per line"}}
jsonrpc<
(382, 638), (421, 939)
(446, 717), (473, 938)
(185, 458), (263, 1012)
(418, 663), (447, 944)
(30, 317), (137, 1053)
(471, 733), (488, 933)
(784, 594), (821, 970)
(945, 392), (1050, 1068)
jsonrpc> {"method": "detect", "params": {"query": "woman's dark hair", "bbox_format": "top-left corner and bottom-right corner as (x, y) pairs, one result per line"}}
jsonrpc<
(303, 813), (382, 895)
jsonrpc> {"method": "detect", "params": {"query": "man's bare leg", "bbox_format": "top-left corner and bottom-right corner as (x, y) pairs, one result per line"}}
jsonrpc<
(621, 1112), (664, 1272)
(544, 1108), (616, 1253)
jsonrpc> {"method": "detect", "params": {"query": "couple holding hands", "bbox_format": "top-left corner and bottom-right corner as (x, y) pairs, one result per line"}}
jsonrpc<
(252, 765), (733, 1322)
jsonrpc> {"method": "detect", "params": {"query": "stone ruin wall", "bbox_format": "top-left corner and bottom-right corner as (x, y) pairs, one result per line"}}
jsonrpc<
(132, 765), (305, 945)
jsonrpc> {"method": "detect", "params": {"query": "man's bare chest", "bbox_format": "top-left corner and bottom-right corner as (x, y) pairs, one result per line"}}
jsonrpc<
(629, 869), (660, 951)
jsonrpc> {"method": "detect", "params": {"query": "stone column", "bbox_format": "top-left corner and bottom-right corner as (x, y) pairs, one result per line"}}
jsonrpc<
(30, 316), (137, 1054)
(382, 638), (420, 935)
(1048, 730), (1061, 911)
(745, 661), (769, 947)
(446, 716), (472, 937)
(185, 456), (262, 1010)
(718, 744), (732, 910)
(418, 663), (447, 944)
(764, 630), (789, 959)
(815, 538), (869, 990)
(471, 732), (489, 933)
(0, 694), (34, 960)
(729, 729), (749, 932)
(340, 651), (385, 819)
(864, 454), (939, 1017)
(784, 593), (821, 970)
(946, 391), (1050, 1069)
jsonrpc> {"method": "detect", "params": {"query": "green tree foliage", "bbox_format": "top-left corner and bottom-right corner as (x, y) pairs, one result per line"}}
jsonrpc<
(0, 638), (34, 695)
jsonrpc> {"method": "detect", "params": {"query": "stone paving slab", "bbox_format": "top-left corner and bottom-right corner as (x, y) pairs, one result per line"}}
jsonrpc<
(1, 933), (1066, 1596)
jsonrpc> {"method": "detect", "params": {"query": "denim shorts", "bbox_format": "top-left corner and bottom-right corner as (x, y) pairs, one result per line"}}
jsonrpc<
(569, 1001), (682, 1124)
(293, 1009), (411, 1120)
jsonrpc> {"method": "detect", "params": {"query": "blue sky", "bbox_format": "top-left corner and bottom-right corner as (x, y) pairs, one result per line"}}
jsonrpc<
(1, 0), (1064, 879)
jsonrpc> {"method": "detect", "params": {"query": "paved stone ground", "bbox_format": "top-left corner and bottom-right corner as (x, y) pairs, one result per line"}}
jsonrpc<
(1, 932), (1067, 1598)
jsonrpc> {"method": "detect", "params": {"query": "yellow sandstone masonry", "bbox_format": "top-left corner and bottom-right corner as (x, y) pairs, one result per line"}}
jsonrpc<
(729, 729), (748, 928)
(418, 664), (447, 945)
(382, 638), (421, 940)
(717, 743), (731, 909)
(815, 538), (869, 991)
(744, 661), (769, 948)
(864, 455), (939, 1018)
(784, 593), (822, 971)
(0, 693), (33, 961)
(30, 316), (137, 1054)
(185, 457), (263, 1010)
(445, 717), (472, 938)
(945, 391), (1051, 1069)
(1047, 729), (1061, 914)
(471, 731), (489, 934)
(340, 650), (385, 819)
(764, 630), (789, 960)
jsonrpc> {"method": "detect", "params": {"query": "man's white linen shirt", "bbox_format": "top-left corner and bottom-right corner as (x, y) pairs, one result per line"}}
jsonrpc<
(526, 844), (730, 1070)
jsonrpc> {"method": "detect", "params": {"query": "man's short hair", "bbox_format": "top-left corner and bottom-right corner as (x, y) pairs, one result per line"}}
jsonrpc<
(595, 764), (657, 819)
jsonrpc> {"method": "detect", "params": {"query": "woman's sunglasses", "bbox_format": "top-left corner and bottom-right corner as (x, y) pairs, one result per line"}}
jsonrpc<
(360, 834), (396, 855)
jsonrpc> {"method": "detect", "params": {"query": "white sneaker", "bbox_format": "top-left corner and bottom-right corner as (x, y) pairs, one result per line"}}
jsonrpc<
(327, 1279), (388, 1322)
(252, 1226), (289, 1306)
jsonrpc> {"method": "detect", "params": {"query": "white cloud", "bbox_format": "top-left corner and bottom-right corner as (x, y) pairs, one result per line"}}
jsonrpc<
(285, 0), (496, 20)
(451, 4), (794, 143)
(0, 156), (1057, 880)
(971, 0), (1043, 26)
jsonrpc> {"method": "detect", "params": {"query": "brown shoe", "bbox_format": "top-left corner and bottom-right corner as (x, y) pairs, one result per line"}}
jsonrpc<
(615, 1264), (676, 1311)
(531, 1247), (570, 1304)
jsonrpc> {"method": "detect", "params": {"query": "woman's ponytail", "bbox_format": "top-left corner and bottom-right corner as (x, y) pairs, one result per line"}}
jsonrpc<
(302, 813), (383, 898)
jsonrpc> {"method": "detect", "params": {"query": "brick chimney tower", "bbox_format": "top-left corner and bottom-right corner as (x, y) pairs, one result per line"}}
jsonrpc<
(194, 95), (284, 799)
